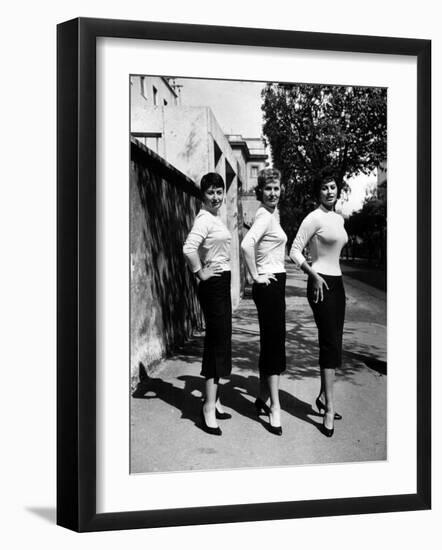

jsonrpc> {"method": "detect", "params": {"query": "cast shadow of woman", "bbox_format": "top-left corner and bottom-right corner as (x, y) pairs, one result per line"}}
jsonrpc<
(133, 363), (323, 434)
(132, 362), (205, 432)
(177, 372), (324, 434)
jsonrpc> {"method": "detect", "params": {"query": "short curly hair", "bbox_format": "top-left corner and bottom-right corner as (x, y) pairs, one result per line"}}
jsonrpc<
(254, 167), (281, 201)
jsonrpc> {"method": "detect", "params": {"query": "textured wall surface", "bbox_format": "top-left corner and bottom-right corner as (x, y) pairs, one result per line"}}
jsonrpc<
(130, 140), (203, 380)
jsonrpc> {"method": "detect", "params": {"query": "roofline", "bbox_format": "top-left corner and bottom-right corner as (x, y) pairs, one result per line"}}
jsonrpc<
(161, 76), (179, 98)
(248, 154), (268, 161)
(227, 137), (267, 162)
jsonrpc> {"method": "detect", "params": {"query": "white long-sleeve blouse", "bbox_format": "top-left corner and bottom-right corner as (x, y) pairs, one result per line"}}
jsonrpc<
(289, 205), (348, 276)
(183, 209), (232, 273)
(241, 206), (287, 274)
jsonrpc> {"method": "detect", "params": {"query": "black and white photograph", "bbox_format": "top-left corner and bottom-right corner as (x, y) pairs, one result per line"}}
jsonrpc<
(1, 0), (437, 543)
(129, 75), (387, 474)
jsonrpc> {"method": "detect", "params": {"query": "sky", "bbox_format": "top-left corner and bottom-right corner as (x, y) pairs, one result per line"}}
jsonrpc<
(176, 77), (265, 137)
(339, 173), (377, 217)
(175, 77), (374, 214)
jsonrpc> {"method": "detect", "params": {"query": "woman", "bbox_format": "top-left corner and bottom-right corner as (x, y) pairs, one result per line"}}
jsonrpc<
(183, 172), (232, 436)
(241, 168), (287, 436)
(289, 171), (348, 437)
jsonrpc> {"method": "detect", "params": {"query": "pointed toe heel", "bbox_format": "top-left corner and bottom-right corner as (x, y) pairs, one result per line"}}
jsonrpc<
(322, 411), (335, 438)
(268, 424), (283, 436)
(200, 408), (222, 436)
(268, 409), (283, 436)
(322, 425), (334, 437)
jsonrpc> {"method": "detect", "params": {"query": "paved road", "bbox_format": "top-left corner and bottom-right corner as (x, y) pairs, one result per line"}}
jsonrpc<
(131, 262), (386, 473)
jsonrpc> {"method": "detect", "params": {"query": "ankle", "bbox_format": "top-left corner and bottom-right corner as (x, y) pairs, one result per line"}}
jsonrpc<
(269, 407), (281, 427)
(321, 397), (334, 413)
(203, 402), (215, 413)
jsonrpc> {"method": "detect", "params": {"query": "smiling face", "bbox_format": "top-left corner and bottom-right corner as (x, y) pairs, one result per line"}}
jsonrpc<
(202, 185), (224, 213)
(261, 180), (281, 210)
(319, 179), (338, 210)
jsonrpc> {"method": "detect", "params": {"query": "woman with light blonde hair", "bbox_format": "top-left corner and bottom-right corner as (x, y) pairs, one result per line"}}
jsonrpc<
(241, 167), (287, 436)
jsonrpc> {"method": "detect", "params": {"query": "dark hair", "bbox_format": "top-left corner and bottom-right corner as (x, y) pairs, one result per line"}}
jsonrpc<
(312, 167), (342, 201)
(254, 167), (281, 201)
(200, 172), (225, 194)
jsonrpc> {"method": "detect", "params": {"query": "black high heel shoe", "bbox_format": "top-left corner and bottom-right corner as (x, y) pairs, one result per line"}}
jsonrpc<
(203, 399), (232, 420)
(215, 407), (232, 420)
(254, 397), (271, 416)
(322, 412), (334, 438)
(200, 408), (222, 436)
(268, 409), (282, 436)
(316, 397), (342, 420)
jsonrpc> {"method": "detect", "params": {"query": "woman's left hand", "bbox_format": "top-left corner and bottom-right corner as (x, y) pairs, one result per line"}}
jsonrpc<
(198, 264), (223, 281)
(312, 274), (329, 303)
(253, 273), (277, 286)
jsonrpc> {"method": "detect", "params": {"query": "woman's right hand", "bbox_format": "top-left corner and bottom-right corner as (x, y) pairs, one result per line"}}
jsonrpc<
(312, 274), (329, 303)
(198, 264), (223, 281)
(253, 274), (277, 286)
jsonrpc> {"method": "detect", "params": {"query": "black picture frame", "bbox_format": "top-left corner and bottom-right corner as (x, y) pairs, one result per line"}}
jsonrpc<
(57, 17), (431, 532)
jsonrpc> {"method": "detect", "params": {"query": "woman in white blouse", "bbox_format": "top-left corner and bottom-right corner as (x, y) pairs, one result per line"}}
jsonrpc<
(241, 168), (287, 436)
(289, 171), (348, 437)
(183, 173), (232, 436)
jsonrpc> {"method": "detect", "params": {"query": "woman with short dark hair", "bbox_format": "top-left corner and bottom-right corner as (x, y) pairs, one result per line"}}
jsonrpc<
(183, 172), (232, 436)
(290, 170), (348, 437)
(241, 168), (287, 436)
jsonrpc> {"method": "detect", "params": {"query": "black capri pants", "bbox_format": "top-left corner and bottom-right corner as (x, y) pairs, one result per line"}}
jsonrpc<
(198, 271), (232, 379)
(307, 274), (345, 370)
(252, 272), (286, 377)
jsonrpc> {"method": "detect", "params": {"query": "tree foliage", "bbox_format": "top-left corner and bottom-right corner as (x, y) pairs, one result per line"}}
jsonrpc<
(261, 83), (387, 241)
(345, 183), (387, 266)
(346, 196), (386, 236)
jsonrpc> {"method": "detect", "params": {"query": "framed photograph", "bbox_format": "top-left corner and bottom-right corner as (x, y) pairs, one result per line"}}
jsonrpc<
(57, 17), (431, 532)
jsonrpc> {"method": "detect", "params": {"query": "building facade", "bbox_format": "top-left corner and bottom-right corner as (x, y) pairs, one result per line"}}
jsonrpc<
(131, 76), (181, 154)
(130, 76), (267, 374)
(226, 135), (268, 228)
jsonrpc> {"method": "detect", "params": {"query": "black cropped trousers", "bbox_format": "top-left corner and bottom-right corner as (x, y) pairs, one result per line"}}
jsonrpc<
(307, 274), (346, 370)
(198, 271), (232, 380)
(252, 272), (286, 377)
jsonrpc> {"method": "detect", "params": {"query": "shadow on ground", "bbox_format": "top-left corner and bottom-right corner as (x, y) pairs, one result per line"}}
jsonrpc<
(26, 507), (56, 524)
(133, 365), (324, 435)
(167, 293), (386, 384)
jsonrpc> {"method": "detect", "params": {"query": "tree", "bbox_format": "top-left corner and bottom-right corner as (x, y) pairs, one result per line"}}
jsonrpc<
(261, 84), (387, 241)
(346, 190), (387, 266)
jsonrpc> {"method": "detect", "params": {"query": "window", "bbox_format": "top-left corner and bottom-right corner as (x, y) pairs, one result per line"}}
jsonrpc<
(153, 86), (158, 106)
(163, 99), (168, 106)
(131, 132), (162, 154)
(213, 140), (222, 167)
(251, 165), (259, 178)
(225, 160), (235, 191)
(140, 76), (147, 99)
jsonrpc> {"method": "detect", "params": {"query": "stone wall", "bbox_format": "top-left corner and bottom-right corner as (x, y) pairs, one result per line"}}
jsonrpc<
(130, 138), (203, 380)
